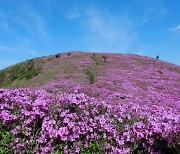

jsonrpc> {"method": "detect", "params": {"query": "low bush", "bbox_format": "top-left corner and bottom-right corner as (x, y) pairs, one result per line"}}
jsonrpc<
(55, 54), (61, 58)
(85, 69), (95, 84)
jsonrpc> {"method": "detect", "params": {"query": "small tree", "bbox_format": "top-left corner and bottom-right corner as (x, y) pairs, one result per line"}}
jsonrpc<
(156, 55), (159, 59)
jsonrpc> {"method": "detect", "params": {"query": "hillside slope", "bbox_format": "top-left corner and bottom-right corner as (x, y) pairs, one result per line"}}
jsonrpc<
(0, 51), (180, 153)
(0, 51), (179, 102)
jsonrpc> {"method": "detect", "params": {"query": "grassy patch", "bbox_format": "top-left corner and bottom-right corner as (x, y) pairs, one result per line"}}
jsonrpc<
(80, 140), (104, 154)
(85, 68), (95, 84)
(134, 58), (145, 64)
(90, 54), (104, 65)
(134, 80), (148, 91)
(0, 122), (15, 154)
(0, 59), (42, 88)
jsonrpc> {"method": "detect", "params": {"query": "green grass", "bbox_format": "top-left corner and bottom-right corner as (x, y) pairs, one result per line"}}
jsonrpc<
(134, 58), (145, 64)
(0, 59), (42, 88)
(85, 69), (95, 84)
(90, 54), (104, 65)
(0, 123), (15, 154)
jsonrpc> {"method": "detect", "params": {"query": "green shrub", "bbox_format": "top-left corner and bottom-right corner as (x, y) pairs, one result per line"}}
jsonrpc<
(12, 60), (41, 80)
(0, 72), (5, 84)
(90, 54), (103, 65)
(55, 54), (60, 58)
(86, 69), (95, 84)
(91, 53), (96, 61)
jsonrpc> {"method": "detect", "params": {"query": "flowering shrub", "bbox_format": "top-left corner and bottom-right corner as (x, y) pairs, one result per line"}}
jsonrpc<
(0, 88), (179, 153)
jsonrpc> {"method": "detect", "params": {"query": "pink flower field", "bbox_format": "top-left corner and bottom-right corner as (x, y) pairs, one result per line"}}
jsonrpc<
(0, 52), (180, 153)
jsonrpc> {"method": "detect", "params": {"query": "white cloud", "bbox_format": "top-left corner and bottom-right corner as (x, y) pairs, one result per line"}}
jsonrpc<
(0, 2), (48, 48)
(130, 0), (167, 26)
(143, 1), (165, 22)
(37, 24), (46, 37)
(83, 7), (136, 52)
(0, 11), (11, 32)
(67, 9), (82, 19)
(18, 3), (48, 38)
(86, 8), (117, 41)
(169, 24), (180, 32)
(0, 45), (17, 52)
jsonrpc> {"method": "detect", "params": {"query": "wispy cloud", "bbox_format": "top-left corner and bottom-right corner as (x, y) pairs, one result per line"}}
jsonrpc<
(83, 7), (136, 52)
(0, 1), (49, 66)
(127, 0), (167, 26)
(0, 11), (11, 33)
(67, 9), (82, 19)
(169, 24), (180, 32)
(21, 3), (48, 37)
(86, 8), (118, 41)
(0, 44), (16, 52)
(141, 1), (166, 23)
(0, 2), (48, 46)
(37, 24), (46, 37)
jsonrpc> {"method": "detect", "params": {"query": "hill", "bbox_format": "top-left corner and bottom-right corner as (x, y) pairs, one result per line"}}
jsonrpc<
(0, 51), (180, 153)
(0, 51), (180, 105)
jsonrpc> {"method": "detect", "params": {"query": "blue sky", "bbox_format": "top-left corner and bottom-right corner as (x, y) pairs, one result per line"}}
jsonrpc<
(0, 0), (180, 70)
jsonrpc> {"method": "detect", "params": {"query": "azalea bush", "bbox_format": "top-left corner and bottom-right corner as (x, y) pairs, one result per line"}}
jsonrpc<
(0, 88), (179, 153)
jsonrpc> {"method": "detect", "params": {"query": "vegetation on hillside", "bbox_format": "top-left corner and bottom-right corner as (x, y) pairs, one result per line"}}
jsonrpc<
(85, 68), (95, 84)
(0, 52), (180, 153)
(0, 59), (42, 87)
